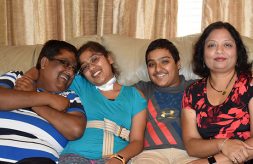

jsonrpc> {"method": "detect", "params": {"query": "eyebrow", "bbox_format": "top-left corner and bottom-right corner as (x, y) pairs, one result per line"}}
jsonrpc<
(205, 39), (235, 43)
(147, 56), (171, 62)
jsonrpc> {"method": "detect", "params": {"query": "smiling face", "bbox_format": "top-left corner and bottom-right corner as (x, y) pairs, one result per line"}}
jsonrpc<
(38, 49), (77, 92)
(204, 28), (237, 73)
(147, 48), (181, 87)
(79, 50), (114, 86)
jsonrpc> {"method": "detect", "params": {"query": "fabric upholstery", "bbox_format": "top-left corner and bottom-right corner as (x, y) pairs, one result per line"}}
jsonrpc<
(0, 34), (252, 86)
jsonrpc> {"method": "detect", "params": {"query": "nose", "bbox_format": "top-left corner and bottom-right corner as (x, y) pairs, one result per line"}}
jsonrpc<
(155, 63), (163, 72)
(216, 44), (224, 54)
(88, 63), (96, 70)
(65, 65), (76, 75)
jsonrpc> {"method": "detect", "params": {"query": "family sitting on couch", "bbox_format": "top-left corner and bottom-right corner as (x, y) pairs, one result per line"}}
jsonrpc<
(0, 21), (253, 164)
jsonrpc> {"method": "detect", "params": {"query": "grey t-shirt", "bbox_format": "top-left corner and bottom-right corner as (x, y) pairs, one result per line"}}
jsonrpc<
(135, 75), (194, 150)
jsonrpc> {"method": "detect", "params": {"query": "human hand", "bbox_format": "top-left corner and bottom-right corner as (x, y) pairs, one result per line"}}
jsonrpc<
(221, 139), (253, 163)
(47, 94), (70, 112)
(15, 75), (36, 91)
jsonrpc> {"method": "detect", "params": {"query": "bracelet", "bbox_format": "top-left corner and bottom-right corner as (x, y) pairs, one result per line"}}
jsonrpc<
(219, 138), (229, 152)
(207, 156), (217, 164)
(110, 154), (126, 164)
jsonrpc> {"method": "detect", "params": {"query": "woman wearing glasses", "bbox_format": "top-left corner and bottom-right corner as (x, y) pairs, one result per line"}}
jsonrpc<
(59, 41), (147, 164)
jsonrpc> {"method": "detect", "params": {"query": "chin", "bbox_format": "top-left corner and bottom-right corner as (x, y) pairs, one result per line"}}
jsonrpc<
(56, 84), (68, 92)
(153, 81), (167, 87)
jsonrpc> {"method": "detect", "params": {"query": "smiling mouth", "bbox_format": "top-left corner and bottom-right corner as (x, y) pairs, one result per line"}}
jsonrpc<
(91, 70), (101, 78)
(59, 73), (70, 81)
(154, 73), (167, 78)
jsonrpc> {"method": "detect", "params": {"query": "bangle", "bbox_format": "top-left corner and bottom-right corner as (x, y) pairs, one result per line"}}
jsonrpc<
(207, 156), (217, 164)
(110, 154), (126, 164)
(219, 138), (229, 152)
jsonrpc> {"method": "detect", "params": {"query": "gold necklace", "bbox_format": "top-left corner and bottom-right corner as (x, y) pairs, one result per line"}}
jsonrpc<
(209, 71), (236, 95)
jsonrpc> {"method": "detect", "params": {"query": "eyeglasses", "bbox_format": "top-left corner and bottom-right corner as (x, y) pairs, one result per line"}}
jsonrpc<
(78, 53), (103, 74)
(49, 58), (78, 73)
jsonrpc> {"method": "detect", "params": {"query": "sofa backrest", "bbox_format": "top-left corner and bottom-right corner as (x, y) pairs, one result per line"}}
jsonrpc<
(0, 34), (252, 86)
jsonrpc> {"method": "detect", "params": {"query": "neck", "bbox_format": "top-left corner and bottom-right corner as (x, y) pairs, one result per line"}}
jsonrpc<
(95, 75), (116, 91)
(209, 71), (236, 95)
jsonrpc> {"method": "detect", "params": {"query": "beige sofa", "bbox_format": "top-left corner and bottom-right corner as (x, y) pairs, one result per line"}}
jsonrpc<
(0, 34), (253, 85)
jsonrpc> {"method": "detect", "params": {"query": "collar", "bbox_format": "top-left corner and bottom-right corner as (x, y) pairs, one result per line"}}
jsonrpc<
(95, 76), (116, 91)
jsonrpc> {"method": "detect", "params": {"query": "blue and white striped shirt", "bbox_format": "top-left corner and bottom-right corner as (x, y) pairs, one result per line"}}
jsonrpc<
(0, 71), (85, 163)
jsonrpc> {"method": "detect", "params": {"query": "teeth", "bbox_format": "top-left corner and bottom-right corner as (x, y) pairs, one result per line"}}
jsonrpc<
(59, 74), (69, 81)
(156, 73), (166, 77)
(92, 70), (101, 77)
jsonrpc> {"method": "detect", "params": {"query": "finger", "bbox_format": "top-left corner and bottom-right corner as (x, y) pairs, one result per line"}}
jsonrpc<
(15, 81), (30, 89)
(240, 148), (249, 161)
(16, 78), (30, 86)
(235, 154), (244, 164)
(232, 158), (238, 164)
(242, 142), (253, 150)
(20, 76), (34, 84)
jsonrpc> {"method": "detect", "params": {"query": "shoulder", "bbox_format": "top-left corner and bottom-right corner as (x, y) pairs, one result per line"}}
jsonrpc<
(134, 80), (152, 89)
(0, 71), (23, 88)
(179, 75), (196, 89)
(134, 81), (154, 96)
(185, 78), (205, 93)
(58, 90), (79, 99)
(123, 85), (146, 99)
(236, 73), (252, 88)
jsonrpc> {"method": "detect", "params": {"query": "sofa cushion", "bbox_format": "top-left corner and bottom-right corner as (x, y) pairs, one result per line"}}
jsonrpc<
(0, 34), (252, 86)
(0, 45), (37, 75)
(102, 34), (150, 85)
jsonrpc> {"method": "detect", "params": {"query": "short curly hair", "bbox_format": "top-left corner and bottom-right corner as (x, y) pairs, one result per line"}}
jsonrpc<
(193, 21), (252, 78)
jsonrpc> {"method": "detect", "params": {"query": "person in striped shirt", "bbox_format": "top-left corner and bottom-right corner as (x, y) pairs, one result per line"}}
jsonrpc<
(0, 40), (86, 164)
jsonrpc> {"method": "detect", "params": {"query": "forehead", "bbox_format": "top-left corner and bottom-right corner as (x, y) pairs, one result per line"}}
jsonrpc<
(80, 50), (98, 59)
(147, 48), (173, 61)
(206, 28), (234, 42)
(56, 50), (77, 61)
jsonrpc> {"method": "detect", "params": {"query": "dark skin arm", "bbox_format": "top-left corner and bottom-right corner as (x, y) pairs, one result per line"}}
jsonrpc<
(32, 106), (86, 140)
(105, 89), (147, 164)
(13, 67), (87, 140)
(0, 87), (69, 111)
(0, 86), (86, 140)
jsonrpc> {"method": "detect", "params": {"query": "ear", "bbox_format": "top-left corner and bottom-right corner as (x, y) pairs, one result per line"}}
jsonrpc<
(40, 57), (49, 69)
(177, 60), (181, 70)
(107, 54), (114, 65)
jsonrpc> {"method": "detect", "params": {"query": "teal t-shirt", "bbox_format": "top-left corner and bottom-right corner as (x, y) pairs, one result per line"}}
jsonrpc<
(61, 75), (147, 159)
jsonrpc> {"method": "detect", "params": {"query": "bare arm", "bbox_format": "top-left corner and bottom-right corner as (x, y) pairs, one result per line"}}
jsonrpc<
(0, 87), (69, 111)
(182, 108), (252, 163)
(32, 106), (86, 140)
(244, 97), (253, 160)
(181, 108), (222, 157)
(107, 109), (146, 164)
